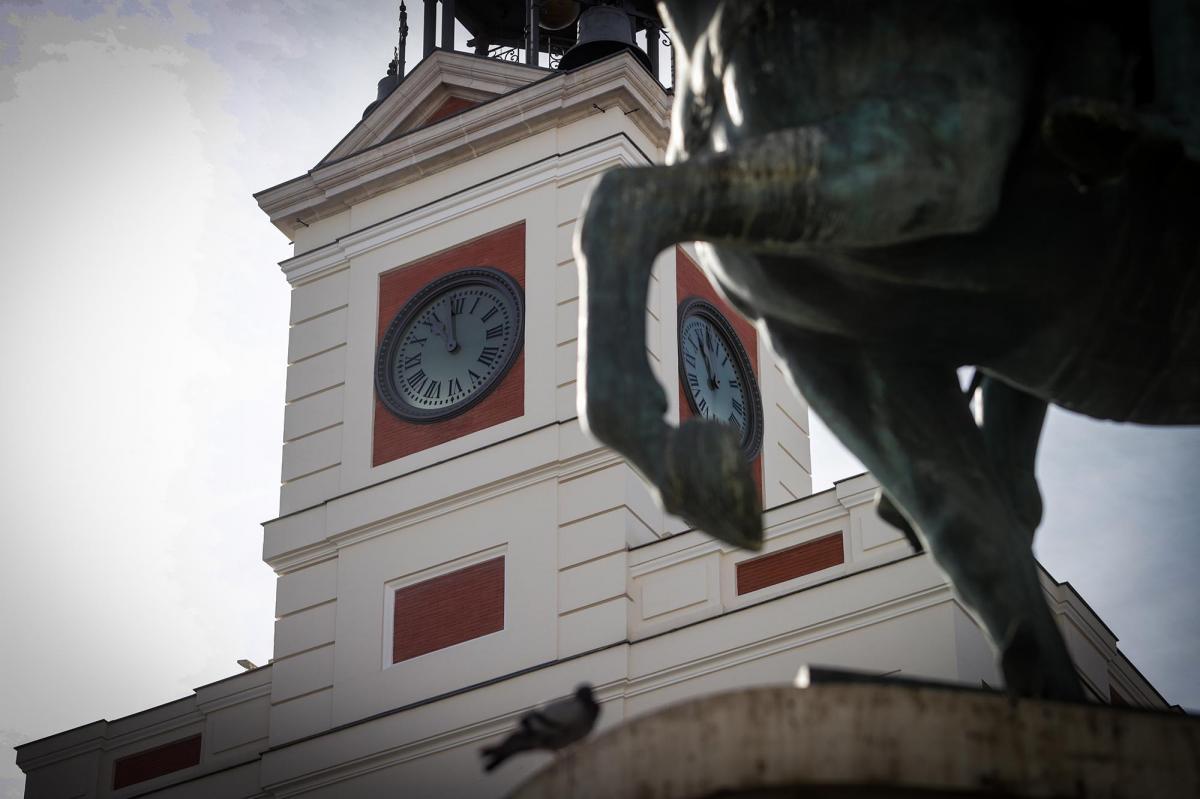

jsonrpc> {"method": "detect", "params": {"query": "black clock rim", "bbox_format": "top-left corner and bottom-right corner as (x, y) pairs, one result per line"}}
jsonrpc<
(375, 266), (524, 424)
(677, 296), (764, 460)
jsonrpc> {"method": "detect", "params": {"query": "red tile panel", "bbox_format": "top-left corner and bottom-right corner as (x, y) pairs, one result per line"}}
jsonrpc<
(112, 734), (201, 789)
(373, 222), (525, 466)
(424, 95), (481, 126)
(736, 533), (844, 595)
(393, 556), (505, 662)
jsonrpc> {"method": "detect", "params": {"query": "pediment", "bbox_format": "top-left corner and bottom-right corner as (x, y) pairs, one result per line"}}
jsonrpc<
(256, 51), (671, 241)
(319, 50), (547, 167)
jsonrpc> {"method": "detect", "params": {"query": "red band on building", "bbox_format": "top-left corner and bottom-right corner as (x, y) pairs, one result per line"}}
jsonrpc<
(393, 556), (506, 662)
(112, 734), (202, 790)
(736, 533), (844, 595)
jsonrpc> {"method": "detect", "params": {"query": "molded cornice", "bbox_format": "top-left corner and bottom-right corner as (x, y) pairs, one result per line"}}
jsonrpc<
(277, 133), (650, 286)
(254, 51), (671, 240)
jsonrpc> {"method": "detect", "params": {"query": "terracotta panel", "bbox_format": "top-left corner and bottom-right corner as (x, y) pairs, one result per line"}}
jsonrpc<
(112, 734), (201, 789)
(373, 222), (525, 466)
(675, 248), (763, 495)
(393, 557), (505, 662)
(736, 533), (844, 595)
(424, 95), (481, 126)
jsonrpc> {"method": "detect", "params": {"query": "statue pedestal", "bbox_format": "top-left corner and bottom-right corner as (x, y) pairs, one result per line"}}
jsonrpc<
(512, 669), (1199, 798)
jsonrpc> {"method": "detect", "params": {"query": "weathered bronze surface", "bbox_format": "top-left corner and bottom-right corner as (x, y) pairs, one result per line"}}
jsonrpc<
(576, 0), (1199, 700)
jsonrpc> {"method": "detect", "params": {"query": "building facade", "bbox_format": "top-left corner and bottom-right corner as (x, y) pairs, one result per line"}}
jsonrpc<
(17, 28), (1170, 799)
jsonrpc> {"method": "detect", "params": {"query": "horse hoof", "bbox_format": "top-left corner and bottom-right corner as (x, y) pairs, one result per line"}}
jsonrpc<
(662, 420), (763, 550)
(1000, 623), (1085, 702)
(875, 490), (923, 553)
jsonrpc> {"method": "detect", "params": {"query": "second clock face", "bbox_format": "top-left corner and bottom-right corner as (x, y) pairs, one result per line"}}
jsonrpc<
(678, 298), (763, 459)
(376, 267), (523, 422)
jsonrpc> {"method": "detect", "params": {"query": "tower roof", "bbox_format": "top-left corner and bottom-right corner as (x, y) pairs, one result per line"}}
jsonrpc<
(253, 49), (670, 240)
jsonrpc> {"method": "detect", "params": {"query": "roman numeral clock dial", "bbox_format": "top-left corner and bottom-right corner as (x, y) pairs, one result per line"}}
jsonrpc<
(678, 297), (763, 459)
(376, 268), (523, 422)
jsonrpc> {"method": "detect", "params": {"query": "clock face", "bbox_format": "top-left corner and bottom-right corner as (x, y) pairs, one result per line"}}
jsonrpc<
(376, 267), (524, 423)
(678, 298), (763, 459)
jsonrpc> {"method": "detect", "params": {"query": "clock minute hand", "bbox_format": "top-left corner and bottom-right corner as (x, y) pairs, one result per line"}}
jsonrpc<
(692, 334), (709, 381)
(697, 334), (719, 389)
(443, 299), (458, 351)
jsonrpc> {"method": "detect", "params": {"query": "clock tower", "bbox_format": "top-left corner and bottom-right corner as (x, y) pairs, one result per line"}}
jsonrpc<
(250, 4), (815, 791)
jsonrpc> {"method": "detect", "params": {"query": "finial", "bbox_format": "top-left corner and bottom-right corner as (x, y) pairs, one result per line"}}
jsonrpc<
(395, 1), (409, 78)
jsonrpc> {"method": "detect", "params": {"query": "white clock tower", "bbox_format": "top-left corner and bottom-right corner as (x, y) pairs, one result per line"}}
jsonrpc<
(250, 7), (823, 790)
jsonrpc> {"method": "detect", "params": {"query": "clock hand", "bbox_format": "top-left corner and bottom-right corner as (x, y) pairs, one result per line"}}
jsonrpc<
(443, 298), (458, 352)
(697, 334), (720, 390)
(429, 311), (445, 339)
(427, 307), (456, 351)
(693, 334), (710, 384)
(695, 335), (714, 391)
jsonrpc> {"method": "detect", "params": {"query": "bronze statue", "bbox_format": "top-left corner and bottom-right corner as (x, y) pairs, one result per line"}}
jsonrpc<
(576, 0), (1199, 701)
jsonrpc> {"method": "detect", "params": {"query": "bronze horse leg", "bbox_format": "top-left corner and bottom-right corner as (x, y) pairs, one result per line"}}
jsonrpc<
(576, 169), (761, 550)
(878, 375), (1048, 550)
(763, 325), (1081, 700)
(978, 376), (1048, 537)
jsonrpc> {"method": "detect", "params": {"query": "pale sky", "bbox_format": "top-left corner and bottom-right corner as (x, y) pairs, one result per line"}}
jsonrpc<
(1, 3), (1196, 796)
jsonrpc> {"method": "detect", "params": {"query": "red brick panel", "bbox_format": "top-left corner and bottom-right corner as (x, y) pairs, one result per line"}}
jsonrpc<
(424, 95), (481, 126)
(393, 556), (505, 663)
(112, 734), (202, 790)
(675, 248), (763, 495)
(736, 533), (844, 595)
(373, 222), (525, 466)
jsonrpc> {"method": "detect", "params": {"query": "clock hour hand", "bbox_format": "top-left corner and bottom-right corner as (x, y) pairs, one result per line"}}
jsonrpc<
(430, 307), (458, 352)
(696, 333), (719, 390)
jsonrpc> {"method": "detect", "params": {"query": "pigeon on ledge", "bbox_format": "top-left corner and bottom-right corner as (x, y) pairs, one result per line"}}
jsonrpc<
(481, 684), (600, 772)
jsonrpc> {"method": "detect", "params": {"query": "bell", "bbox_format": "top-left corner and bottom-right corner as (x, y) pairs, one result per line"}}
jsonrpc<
(557, 2), (651, 72)
(538, 0), (580, 31)
(362, 63), (402, 119)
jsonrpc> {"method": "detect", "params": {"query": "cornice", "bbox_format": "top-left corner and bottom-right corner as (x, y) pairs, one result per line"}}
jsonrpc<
(629, 537), (722, 578)
(278, 133), (651, 285)
(628, 503), (861, 580)
(322, 50), (549, 166)
(260, 577), (953, 796)
(194, 681), (272, 716)
(267, 714), (512, 797)
(1042, 582), (1119, 664)
(264, 676), (625, 798)
(623, 583), (953, 700)
(629, 486), (853, 568)
(17, 712), (203, 773)
(266, 439), (622, 573)
(19, 674), (274, 772)
(255, 52), (670, 240)
(14, 727), (109, 772)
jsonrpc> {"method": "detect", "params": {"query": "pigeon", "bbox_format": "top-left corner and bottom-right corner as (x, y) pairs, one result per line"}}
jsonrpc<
(480, 684), (600, 772)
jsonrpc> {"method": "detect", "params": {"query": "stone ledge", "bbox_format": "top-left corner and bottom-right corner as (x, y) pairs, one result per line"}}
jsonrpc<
(513, 669), (1198, 798)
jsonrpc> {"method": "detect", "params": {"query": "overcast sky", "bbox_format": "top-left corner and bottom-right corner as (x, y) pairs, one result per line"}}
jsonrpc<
(1, 2), (1197, 796)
